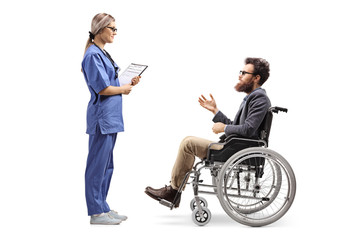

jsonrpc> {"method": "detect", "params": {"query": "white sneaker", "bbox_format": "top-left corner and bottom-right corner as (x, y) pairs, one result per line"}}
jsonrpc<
(108, 210), (128, 221)
(90, 213), (122, 225)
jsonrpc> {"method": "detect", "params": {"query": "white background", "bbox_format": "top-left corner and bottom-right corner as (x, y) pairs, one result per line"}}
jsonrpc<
(1, 0), (359, 239)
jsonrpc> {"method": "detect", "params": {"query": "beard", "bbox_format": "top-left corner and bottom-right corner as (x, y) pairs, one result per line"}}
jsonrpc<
(234, 79), (254, 94)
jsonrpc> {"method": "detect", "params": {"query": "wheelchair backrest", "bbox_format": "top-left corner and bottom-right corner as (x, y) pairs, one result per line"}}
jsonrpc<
(259, 109), (273, 144)
(259, 106), (288, 144)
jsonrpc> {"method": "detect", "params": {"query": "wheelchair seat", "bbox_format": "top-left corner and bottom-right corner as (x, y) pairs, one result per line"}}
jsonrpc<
(206, 107), (287, 164)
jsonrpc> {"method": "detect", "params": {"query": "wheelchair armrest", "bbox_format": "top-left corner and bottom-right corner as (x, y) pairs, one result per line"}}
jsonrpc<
(225, 136), (267, 147)
(219, 134), (267, 147)
(218, 134), (241, 143)
(224, 134), (241, 143)
(206, 135), (267, 163)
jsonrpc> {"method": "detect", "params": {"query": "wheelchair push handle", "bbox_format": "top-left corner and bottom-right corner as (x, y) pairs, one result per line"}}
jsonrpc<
(271, 106), (288, 113)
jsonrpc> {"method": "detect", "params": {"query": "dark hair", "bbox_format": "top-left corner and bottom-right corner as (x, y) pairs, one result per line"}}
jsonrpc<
(245, 57), (270, 85)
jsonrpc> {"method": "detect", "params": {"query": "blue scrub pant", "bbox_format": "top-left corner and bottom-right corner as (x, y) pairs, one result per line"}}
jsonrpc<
(85, 128), (117, 216)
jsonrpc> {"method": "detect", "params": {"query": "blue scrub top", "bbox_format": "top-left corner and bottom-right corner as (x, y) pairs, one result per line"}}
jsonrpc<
(82, 44), (124, 135)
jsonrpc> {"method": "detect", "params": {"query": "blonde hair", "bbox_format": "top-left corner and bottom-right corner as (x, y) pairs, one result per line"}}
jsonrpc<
(84, 13), (115, 55)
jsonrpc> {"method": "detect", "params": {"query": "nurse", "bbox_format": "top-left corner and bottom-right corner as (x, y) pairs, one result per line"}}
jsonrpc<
(81, 13), (140, 225)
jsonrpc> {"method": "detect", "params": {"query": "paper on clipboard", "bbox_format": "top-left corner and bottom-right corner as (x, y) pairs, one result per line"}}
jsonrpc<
(119, 63), (148, 86)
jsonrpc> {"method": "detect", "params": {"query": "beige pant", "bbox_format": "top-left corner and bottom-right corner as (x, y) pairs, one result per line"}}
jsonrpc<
(170, 136), (222, 190)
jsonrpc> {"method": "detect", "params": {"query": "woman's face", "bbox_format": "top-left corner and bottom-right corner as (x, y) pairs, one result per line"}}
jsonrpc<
(99, 21), (117, 44)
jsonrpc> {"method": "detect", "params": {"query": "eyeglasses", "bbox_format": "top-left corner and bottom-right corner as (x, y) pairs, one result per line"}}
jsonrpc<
(239, 70), (255, 76)
(106, 26), (118, 33)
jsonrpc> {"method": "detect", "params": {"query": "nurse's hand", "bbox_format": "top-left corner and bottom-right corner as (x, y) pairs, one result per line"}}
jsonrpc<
(121, 83), (133, 95)
(99, 85), (132, 95)
(131, 76), (141, 86)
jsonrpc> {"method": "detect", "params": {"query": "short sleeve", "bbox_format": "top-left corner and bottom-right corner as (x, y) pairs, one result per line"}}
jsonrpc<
(83, 53), (110, 93)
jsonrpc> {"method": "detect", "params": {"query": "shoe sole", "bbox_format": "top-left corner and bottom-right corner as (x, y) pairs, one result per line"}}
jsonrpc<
(90, 221), (122, 225)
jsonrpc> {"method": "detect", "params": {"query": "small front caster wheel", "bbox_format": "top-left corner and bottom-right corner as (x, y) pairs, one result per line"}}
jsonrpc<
(190, 197), (208, 211)
(192, 207), (211, 226)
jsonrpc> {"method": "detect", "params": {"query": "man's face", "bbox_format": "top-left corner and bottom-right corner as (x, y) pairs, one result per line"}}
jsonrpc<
(235, 64), (256, 93)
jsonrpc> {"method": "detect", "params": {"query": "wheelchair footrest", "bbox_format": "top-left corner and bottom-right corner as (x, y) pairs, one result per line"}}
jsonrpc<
(159, 199), (174, 209)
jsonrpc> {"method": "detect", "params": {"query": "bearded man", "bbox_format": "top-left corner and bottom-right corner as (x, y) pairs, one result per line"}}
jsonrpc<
(145, 57), (271, 208)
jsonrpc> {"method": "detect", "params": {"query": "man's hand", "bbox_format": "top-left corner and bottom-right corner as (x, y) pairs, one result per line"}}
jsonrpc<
(212, 122), (226, 134)
(199, 94), (219, 114)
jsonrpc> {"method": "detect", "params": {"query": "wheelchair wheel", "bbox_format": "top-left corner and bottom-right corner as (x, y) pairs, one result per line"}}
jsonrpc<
(229, 158), (282, 214)
(217, 147), (296, 227)
(213, 161), (280, 208)
(192, 207), (211, 226)
(190, 197), (208, 211)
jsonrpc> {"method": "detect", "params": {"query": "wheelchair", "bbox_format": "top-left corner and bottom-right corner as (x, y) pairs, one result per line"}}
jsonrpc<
(159, 106), (296, 227)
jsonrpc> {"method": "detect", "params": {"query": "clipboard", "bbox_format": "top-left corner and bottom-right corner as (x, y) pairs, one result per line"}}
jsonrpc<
(119, 63), (148, 86)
